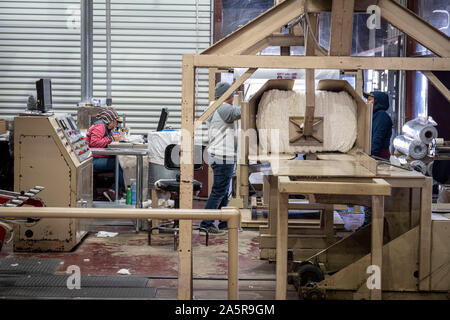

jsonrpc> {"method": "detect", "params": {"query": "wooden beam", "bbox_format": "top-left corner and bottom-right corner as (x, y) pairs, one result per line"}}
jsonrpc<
(269, 34), (304, 47)
(305, 14), (318, 136)
(192, 55), (450, 71)
(378, 0), (450, 57)
(241, 34), (305, 55)
(275, 192), (289, 299)
(201, 0), (306, 55)
(195, 68), (257, 128)
(422, 71), (450, 102)
(278, 177), (391, 196)
(179, 55), (195, 300)
(329, 0), (355, 56)
(419, 177), (432, 291)
(241, 37), (270, 55)
(370, 195), (384, 300)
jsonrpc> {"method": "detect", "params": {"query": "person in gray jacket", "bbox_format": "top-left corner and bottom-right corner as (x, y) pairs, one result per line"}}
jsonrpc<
(200, 82), (241, 234)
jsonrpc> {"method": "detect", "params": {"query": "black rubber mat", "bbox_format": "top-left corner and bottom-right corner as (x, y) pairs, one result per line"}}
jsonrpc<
(0, 287), (157, 299)
(0, 258), (62, 275)
(0, 275), (150, 288)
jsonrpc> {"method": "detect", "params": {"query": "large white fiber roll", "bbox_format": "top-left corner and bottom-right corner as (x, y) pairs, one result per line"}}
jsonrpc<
(256, 89), (357, 154)
(402, 119), (438, 144)
(393, 135), (428, 159)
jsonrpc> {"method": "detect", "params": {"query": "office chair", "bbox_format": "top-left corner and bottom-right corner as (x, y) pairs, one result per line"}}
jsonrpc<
(148, 144), (209, 249)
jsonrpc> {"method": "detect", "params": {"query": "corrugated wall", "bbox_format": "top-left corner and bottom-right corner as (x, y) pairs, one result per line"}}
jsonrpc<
(93, 0), (211, 135)
(0, 0), (211, 135)
(0, 0), (82, 117)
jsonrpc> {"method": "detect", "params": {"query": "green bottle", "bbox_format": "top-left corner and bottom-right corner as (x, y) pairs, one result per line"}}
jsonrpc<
(126, 185), (132, 204)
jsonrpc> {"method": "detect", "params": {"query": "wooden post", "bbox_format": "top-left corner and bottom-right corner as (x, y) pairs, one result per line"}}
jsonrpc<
(329, 0), (355, 56)
(267, 175), (279, 235)
(419, 177), (432, 291)
(304, 13), (318, 136)
(275, 191), (289, 299)
(370, 195), (384, 300)
(263, 175), (270, 206)
(228, 223), (239, 299)
(208, 68), (216, 197)
(179, 55), (195, 300)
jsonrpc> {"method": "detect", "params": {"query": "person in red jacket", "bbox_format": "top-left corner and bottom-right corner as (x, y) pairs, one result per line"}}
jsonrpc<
(86, 107), (125, 201)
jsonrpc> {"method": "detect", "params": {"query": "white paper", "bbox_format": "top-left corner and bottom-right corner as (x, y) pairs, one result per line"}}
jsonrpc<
(117, 269), (131, 275)
(96, 231), (118, 238)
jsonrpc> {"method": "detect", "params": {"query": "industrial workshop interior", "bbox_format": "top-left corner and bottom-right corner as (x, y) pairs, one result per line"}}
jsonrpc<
(0, 0), (449, 306)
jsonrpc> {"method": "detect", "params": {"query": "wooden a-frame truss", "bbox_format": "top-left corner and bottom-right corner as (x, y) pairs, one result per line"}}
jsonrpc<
(176, 0), (450, 300)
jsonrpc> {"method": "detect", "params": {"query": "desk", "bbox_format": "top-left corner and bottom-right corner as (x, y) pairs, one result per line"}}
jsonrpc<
(91, 148), (148, 232)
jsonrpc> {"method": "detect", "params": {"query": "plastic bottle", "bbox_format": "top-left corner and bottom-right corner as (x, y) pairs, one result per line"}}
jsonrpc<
(130, 179), (136, 204)
(126, 185), (132, 205)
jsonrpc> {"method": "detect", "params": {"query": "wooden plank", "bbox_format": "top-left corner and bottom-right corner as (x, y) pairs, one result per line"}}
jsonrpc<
(268, 175), (279, 235)
(350, 149), (378, 174)
(208, 68), (216, 103)
(419, 177), (432, 291)
(179, 55), (195, 300)
(271, 160), (375, 177)
(423, 71), (450, 102)
(378, 0), (450, 58)
(194, 68), (257, 128)
(370, 195), (384, 300)
(201, 0), (306, 55)
(260, 234), (331, 249)
(329, 0), (355, 56)
(278, 177), (391, 196)
(275, 192), (289, 300)
(304, 14), (318, 136)
(192, 55), (450, 71)
(240, 33), (305, 55)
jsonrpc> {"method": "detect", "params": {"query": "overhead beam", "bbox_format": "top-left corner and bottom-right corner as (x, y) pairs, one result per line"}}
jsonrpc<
(241, 34), (305, 55)
(423, 71), (450, 102)
(328, 0), (355, 56)
(378, 0), (450, 57)
(195, 68), (257, 128)
(191, 55), (450, 71)
(201, 0), (306, 55)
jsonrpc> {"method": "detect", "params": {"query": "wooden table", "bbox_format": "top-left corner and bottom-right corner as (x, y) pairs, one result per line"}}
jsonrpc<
(258, 159), (431, 300)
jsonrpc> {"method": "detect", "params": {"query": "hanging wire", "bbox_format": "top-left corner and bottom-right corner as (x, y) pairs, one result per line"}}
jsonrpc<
(304, 0), (328, 56)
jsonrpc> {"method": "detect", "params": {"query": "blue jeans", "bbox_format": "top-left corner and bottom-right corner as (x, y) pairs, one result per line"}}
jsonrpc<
(200, 162), (235, 229)
(93, 156), (125, 195)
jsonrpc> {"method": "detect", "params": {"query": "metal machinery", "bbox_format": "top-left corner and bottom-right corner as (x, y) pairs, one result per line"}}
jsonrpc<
(13, 114), (93, 252)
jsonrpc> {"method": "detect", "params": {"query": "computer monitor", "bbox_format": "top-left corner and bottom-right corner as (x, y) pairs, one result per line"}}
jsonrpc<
(36, 79), (53, 112)
(156, 108), (169, 131)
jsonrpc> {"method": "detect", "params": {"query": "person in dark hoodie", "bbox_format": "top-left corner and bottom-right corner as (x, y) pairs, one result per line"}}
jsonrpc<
(365, 91), (393, 159)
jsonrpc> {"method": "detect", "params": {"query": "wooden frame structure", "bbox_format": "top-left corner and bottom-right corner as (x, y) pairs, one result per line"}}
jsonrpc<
(181, 0), (450, 300)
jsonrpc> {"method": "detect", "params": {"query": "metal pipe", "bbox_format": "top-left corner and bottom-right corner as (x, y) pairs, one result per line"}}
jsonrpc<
(135, 154), (144, 232)
(115, 156), (119, 203)
(106, 0), (112, 106)
(80, 0), (93, 104)
(0, 206), (240, 300)
(228, 226), (239, 300)
(136, 155), (143, 209)
(0, 207), (240, 223)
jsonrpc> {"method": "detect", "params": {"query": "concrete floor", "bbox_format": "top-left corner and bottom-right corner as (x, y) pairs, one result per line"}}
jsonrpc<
(0, 201), (298, 299)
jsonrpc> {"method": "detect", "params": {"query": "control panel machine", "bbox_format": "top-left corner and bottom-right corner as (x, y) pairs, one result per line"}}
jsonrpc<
(13, 114), (93, 252)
